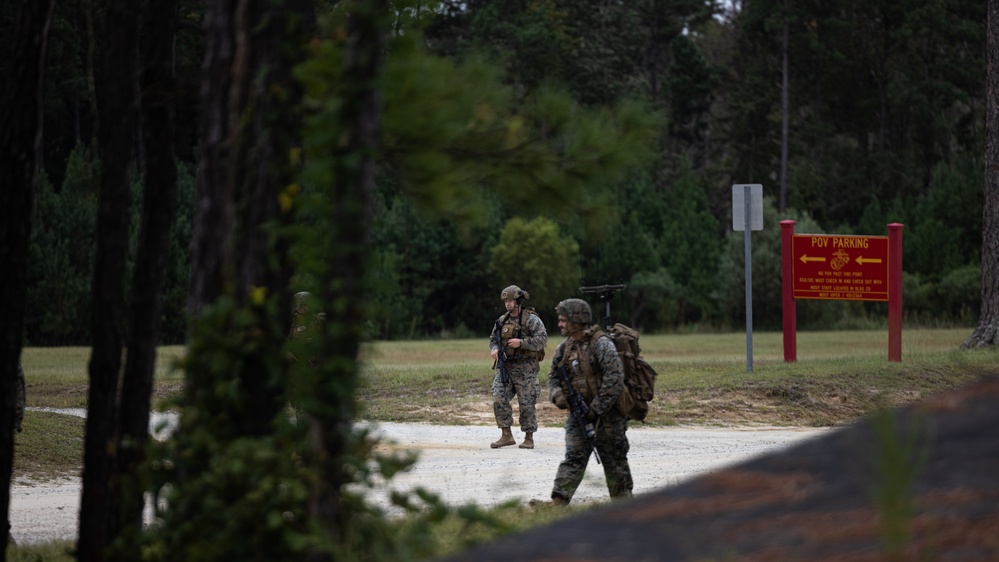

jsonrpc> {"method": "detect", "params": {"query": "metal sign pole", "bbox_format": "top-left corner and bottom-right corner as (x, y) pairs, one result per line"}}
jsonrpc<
(744, 185), (753, 373)
(732, 183), (761, 374)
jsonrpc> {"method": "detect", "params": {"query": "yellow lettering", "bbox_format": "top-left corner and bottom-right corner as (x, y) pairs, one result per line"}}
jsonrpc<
(832, 237), (870, 249)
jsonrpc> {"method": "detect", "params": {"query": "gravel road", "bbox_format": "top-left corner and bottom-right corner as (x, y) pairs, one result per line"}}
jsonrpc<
(10, 419), (827, 546)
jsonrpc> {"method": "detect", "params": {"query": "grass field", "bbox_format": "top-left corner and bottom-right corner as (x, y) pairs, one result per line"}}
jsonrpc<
(18, 327), (999, 427)
(355, 327), (999, 427)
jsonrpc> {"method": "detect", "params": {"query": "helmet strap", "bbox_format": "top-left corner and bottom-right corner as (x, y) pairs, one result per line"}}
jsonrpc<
(566, 322), (586, 340)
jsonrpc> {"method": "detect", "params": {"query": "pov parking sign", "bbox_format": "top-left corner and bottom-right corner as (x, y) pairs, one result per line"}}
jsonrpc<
(791, 234), (890, 301)
(781, 222), (904, 363)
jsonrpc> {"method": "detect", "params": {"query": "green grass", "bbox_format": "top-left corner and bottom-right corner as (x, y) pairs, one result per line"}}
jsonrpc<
(12, 410), (85, 481)
(410, 501), (601, 558)
(20, 346), (186, 409)
(19, 329), (998, 428)
(355, 328), (999, 427)
(7, 541), (75, 562)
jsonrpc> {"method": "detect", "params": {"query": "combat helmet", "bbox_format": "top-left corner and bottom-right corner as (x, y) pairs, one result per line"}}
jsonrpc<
(500, 285), (529, 303)
(555, 298), (592, 324)
(290, 291), (323, 339)
(292, 291), (312, 316)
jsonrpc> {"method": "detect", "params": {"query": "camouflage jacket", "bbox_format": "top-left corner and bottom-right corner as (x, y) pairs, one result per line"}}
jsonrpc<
(548, 325), (624, 416)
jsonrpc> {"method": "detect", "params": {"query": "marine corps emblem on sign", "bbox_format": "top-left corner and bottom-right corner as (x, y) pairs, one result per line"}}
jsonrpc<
(830, 249), (850, 270)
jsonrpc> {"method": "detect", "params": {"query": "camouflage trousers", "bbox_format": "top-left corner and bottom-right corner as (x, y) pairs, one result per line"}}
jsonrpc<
(491, 360), (540, 433)
(551, 407), (633, 503)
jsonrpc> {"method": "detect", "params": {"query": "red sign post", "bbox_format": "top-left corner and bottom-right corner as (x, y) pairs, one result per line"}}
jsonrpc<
(781, 221), (904, 362)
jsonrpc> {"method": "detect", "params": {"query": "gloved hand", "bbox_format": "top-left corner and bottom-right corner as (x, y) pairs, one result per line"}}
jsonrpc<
(553, 391), (568, 410)
(586, 404), (598, 422)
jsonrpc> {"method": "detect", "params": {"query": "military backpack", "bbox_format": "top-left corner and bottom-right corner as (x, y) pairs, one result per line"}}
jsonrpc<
(605, 323), (658, 421)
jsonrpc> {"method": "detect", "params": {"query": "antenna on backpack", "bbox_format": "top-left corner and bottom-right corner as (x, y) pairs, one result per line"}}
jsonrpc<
(579, 283), (626, 330)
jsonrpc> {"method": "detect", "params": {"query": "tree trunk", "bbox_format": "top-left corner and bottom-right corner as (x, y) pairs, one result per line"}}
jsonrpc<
(78, 0), (138, 559)
(779, 0), (789, 213)
(189, 0), (305, 318)
(187, 0), (309, 439)
(85, 0), (100, 153)
(108, 0), (180, 556)
(308, 0), (387, 550)
(0, 2), (54, 558)
(963, 0), (999, 349)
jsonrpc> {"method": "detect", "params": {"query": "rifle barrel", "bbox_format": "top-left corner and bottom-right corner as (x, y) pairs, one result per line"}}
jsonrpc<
(579, 284), (626, 294)
(556, 364), (601, 464)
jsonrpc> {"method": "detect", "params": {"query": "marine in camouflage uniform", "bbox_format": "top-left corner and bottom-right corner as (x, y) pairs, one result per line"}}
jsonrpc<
(489, 285), (548, 449)
(543, 298), (632, 505)
(287, 291), (325, 365)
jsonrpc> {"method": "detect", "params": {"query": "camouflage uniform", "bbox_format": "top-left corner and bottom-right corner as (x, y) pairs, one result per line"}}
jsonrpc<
(289, 291), (323, 341)
(287, 291), (324, 365)
(489, 307), (548, 434)
(547, 308), (633, 503)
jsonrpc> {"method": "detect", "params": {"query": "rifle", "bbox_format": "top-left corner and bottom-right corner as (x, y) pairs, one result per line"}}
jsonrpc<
(555, 362), (601, 464)
(579, 284), (626, 330)
(494, 317), (510, 384)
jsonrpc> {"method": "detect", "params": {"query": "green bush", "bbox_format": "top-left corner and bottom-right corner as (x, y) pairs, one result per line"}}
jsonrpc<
(935, 264), (980, 322)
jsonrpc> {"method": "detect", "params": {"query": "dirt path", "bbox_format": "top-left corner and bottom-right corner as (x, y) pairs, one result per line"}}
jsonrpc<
(10, 421), (826, 546)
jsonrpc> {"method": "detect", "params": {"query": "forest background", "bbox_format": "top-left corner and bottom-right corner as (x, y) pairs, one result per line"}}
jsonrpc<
(11, 0), (987, 346)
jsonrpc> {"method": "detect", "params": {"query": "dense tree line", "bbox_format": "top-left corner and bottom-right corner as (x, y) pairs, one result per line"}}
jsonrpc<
(8, 0), (985, 347)
(1, 0), (985, 344)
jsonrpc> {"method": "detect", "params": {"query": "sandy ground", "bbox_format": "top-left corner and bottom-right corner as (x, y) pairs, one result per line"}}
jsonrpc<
(363, 423), (828, 510)
(10, 416), (827, 546)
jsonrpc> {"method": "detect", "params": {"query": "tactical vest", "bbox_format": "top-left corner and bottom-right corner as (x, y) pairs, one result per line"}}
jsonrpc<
(556, 325), (606, 402)
(499, 308), (544, 361)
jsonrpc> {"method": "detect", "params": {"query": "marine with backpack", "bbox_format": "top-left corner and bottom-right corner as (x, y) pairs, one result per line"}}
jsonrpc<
(536, 297), (634, 507)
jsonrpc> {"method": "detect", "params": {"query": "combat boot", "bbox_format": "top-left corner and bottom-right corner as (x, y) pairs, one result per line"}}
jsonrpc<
(519, 431), (534, 449)
(490, 427), (516, 448)
(529, 496), (568, 508)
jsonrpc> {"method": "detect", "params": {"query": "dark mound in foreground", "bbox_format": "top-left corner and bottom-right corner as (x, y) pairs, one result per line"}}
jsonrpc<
(441, 377), (999, 561)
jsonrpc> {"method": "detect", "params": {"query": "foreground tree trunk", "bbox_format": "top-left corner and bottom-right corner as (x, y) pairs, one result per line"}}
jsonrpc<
(108, 0), (180, 557)
(964, 0), (999, 349)
(308, 0), (388, 547)
(0, 2), (54, 559)
(149, 1), (312, 557)
(187, 0), (310, 435)
(78, 0), (139, 559)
